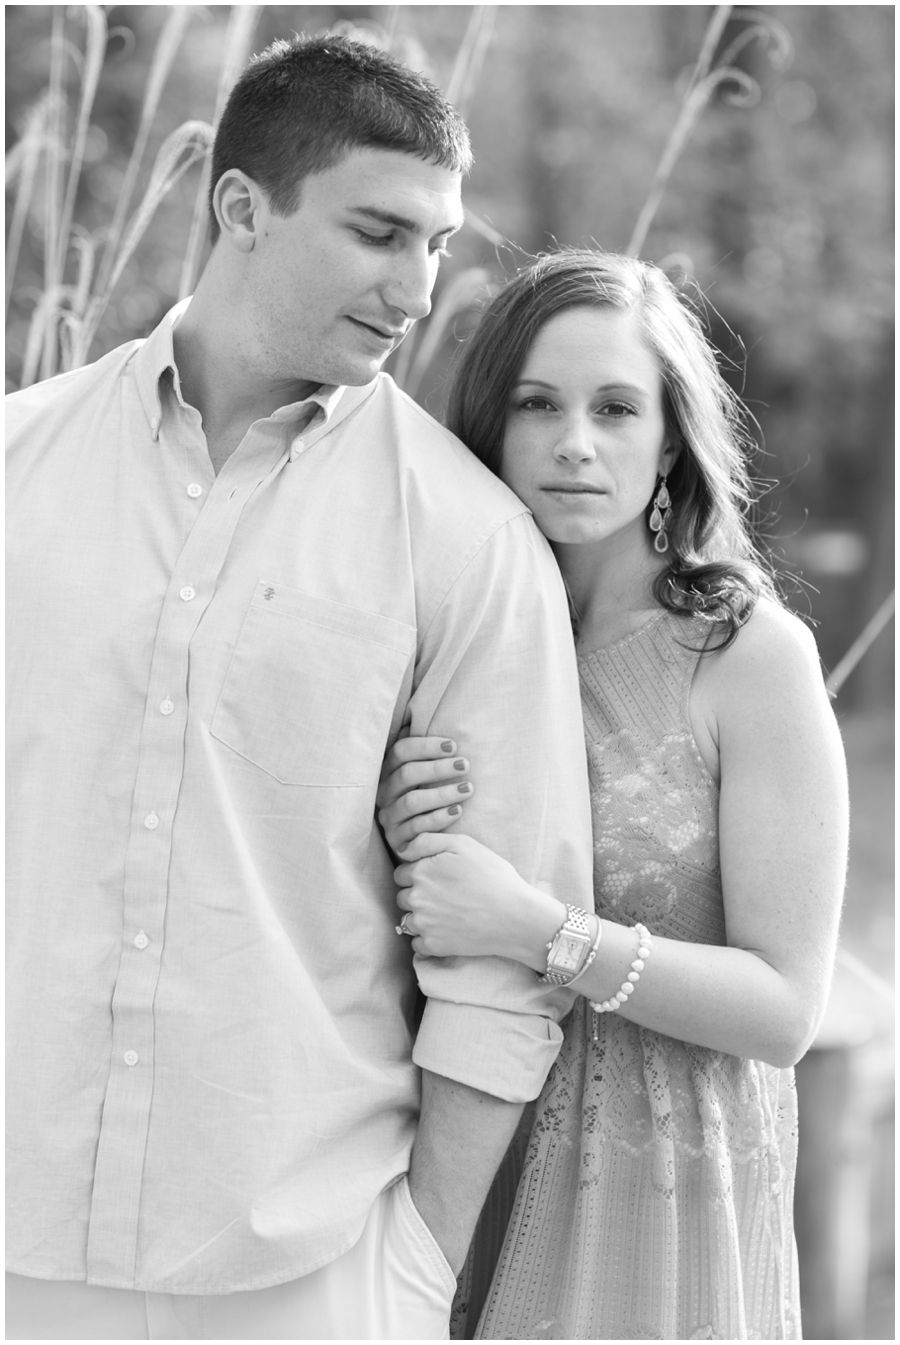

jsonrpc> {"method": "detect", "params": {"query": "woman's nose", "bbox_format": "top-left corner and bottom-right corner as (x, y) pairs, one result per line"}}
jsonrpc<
(554, 417), (597, 463)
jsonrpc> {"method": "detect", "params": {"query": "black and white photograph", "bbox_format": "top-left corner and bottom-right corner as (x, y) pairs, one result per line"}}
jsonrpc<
(5, 5), (894, 1340)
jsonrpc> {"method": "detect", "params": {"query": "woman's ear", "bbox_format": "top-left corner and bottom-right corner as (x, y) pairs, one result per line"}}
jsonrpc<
(211, 170), (262, 254)
(660, 439), (682, 477)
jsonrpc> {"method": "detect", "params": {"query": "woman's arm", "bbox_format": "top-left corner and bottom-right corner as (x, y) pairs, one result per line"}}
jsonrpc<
(396, 605), (849, 1068)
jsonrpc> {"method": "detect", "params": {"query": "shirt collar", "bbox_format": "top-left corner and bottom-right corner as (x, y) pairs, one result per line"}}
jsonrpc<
(286, 380), (377, 460)
(134, 298), (190, 439)
(133, 298), (376, 449)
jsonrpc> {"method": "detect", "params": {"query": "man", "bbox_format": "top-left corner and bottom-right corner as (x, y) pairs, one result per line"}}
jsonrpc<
(6, 35), (593, 1340)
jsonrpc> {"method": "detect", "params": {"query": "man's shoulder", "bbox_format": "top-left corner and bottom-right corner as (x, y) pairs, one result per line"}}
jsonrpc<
(6, 339), (143, 435)
(360, 374), (528, 519)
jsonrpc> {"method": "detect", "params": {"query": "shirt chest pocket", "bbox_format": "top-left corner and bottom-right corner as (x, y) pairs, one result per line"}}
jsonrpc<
(210, 583), (416, 787)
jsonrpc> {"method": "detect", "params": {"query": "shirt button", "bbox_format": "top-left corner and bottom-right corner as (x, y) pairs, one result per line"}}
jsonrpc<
(187, 483), (203, 498)
(134, 931), (149, 950)
(123, 1051), (139, 1067)
(144, 812), (159, 830)
(160, 698), (174, 716)
(179, 585), (195, 602)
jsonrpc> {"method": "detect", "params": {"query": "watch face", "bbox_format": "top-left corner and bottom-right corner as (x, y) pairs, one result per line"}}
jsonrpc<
(557, 934), (588, 972)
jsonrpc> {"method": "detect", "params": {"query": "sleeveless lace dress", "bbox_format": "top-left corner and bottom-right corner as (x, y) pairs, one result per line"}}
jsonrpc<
(456, 611), (801, 1340)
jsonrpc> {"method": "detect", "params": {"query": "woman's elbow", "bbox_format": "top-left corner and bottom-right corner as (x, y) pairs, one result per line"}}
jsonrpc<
(758, 1004), (821, 1069)
(761, 1038), (809, 1070)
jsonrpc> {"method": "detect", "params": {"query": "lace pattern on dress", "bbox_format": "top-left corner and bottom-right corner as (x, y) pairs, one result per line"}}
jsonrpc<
(466, 614), (800, 1341)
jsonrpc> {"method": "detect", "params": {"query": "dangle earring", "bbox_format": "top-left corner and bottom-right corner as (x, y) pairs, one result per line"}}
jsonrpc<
(648, 475), (672, 553)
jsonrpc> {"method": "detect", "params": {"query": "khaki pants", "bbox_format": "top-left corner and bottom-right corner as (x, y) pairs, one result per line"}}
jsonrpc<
(6, 1175), (456, 1340)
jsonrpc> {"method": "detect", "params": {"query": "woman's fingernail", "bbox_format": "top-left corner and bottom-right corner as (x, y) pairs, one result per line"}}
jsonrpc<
(453, 759), (466, 771)
(448, 804), (462, 815)
(457, 782), (471, 793)
(441, 740), (454, 752)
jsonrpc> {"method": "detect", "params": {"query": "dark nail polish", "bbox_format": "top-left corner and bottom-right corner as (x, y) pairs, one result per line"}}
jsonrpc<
(457, 782), (471, 793)
(448, 804), (461, 815)
(453, 759), (466, 771)
(441, 740), (454, 752)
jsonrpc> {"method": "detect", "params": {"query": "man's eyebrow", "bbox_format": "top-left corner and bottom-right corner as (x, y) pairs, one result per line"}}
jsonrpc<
(349, 206), (464, 237)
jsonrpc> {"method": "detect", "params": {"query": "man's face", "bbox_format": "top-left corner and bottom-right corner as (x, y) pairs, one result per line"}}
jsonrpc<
(244, 147), (464, 389)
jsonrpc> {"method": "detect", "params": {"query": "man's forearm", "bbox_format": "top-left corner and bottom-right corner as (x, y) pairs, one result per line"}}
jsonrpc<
(407, 1069), (525, 1275)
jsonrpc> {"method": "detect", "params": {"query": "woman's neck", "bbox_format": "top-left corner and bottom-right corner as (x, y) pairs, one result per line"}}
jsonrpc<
(553, 527), (666, 649)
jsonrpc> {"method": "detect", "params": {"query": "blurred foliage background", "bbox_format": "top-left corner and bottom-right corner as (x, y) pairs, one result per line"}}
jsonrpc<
(5, 5), (894, 1337)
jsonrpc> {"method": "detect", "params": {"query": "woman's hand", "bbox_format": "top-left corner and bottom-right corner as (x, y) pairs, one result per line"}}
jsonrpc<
(394, 832), (563, 968)
(377, 733), (474, 855)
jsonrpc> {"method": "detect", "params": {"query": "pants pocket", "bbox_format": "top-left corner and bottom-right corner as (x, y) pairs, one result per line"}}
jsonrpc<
(391, 1174), (459, 1299)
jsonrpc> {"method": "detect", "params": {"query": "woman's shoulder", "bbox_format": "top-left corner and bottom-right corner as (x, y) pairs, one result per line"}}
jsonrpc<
(692, 597), (830, 740)
(708, 597), (821, 682)
(721, 599), (817, 667)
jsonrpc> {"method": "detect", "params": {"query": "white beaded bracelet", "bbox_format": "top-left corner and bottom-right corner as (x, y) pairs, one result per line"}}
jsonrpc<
(590, 922), (652, 1014)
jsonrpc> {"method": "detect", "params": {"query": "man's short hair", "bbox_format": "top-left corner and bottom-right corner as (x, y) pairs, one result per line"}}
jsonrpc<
(208, 33), (473, 243)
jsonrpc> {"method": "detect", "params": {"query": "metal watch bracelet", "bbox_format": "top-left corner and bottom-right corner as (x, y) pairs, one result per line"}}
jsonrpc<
(539, 904), (594, 985)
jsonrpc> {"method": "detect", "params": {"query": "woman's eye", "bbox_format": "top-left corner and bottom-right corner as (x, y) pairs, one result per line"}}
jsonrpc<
(518, 397), (555, 412)
(601, 401), (636, 418)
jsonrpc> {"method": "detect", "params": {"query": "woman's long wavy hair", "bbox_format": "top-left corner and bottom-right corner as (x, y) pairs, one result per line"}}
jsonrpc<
(445, 249), (779, 646)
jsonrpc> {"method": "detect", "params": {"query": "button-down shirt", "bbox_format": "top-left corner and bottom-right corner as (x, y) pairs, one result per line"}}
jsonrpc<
(6, 301), (593, 1294)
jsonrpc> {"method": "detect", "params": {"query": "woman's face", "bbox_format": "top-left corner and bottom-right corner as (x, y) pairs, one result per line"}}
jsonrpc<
(500, 305), (675, 551)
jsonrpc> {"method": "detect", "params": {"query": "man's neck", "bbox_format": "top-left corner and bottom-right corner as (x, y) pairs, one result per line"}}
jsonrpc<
(172, 272), (321, 471)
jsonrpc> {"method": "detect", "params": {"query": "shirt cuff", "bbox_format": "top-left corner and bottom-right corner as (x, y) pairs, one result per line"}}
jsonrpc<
(412, 998), (565, 1103)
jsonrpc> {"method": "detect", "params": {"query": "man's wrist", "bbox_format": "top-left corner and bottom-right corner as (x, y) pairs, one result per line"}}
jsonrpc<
(511, 888), (568, 972)
(408, 1072), (526, 1277)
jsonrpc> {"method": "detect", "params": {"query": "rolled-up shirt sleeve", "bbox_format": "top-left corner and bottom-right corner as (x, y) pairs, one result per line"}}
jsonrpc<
(408, 511), (594, 1102)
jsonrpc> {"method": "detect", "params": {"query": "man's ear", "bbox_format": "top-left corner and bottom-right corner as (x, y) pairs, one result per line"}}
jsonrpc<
(212, 170), (263, 254)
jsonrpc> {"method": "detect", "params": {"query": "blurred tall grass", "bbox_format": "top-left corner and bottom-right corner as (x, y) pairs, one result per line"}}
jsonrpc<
(6, 3), (792, 397)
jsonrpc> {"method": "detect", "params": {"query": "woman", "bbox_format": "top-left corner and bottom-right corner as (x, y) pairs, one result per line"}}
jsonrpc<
(377, 251), (848, 1339)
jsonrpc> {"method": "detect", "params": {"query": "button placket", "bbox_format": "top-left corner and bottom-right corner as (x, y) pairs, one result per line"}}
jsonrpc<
(89, 428), (287, 1286)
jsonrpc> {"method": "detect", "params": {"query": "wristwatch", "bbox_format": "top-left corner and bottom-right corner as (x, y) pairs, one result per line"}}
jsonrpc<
(539, 905), (593, 985)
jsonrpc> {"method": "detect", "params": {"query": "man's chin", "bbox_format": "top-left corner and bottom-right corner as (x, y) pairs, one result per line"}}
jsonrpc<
(311, 352), (388, 389)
